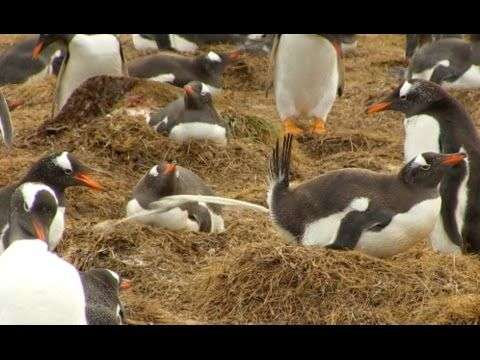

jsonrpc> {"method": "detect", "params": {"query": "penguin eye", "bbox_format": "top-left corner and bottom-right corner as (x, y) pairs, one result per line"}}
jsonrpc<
(421, 164), (431, 171)
(400, 95), (407, 101)
(64, 168), (73, 175)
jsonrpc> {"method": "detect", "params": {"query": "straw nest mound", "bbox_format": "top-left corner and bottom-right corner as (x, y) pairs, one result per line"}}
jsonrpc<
(1, 34), (480, 324)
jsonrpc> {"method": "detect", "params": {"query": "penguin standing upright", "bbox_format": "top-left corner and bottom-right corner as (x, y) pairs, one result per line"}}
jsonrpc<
(0, 183), (87, 325)
(407, 34), (480, 89)
(146, 81), (228, 146)
(367, 79), (480, 254)
(126, 161), (225, 233)
(32, 34), (128, 116)
(0, 152), (104, 253)
(267, 135), (465, 258)
(270, 34), (345, 135)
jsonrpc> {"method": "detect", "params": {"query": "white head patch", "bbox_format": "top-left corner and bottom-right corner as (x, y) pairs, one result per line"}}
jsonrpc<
(20, 182), (58, 211)
(413, 154), (427, 166)
(149, 165), (159, 177)
(399, 81), (413, 97)
(207, 51), (222, 62)
(52, 151), (72, 171)
(200, 83), (211, 95)
(106, 269), (120, 284)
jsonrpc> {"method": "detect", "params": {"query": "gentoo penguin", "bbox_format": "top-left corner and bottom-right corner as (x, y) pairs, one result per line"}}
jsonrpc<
(0, 151), (103, 253)
(0, 91), (13, 147)
(127, 49), (241, 94)
(268, 135), (466, 258)
(405, 34), (463, 62)
(366, 79), (480, 254)
(407, 35), (480, 89)
(0, 35), (63, 86)
(0, 182), (87, 325)
(79, 268), (130, 325)
(126, 161), (225, 233)
(146, 81), (228, 146)
(32, 34), (128, 116)
(271, 34), (345, 135)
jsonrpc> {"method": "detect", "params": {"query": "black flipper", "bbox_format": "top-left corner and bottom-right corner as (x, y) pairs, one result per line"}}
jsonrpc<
(0, 91), (13, 147)
(430, 65), (462, 85)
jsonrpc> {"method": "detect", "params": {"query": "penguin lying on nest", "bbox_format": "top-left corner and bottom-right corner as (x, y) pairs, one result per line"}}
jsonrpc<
(127, 49), (242, 95)
(407, 34), (480, 89)
(267, 134), (466, 258)
(405, 34), (463, 63)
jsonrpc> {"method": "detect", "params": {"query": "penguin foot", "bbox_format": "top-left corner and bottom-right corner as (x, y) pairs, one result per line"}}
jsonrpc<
(311, 118), (327, 135)
(283, 119), (303, 135)
(6, 98), (24, 111)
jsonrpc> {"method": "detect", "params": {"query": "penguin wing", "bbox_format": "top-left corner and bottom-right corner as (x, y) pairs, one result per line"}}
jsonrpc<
(53, 51), (69, 117)
(430, 64), (464, 84)
(337, 52), (345, 97)
(265, 34), (281, 97)
(0, 91), (13, 147)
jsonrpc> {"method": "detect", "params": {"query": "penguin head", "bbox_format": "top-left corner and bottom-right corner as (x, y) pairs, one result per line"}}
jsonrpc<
(8, 182), (58, 244)
(183, 81), (213, 109)
(24, 152), (104, 192)
(366, 79), (447, 117)
(198, 50), (242, 76)
(33, 34), (73, 59)
(145, 162), (178, 198)
(400, 152), (467, 187)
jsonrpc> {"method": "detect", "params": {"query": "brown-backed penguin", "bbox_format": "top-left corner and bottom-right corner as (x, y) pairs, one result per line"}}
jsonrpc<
(79, 268), (130, 325)
(0, 152), (104, 254)
(405, 34), (463, 62)
(146, 81), (228, 146)
(0, 182), (87, 324)
(0, 35), (63, 86)
(407, 35), (480, 89)
(32, 34), (128, 116)
(126, 162), (225, 233)
(270, 34), (345, 135)
(367, 79), (480, 254)
(0, 91), (13, 147)
(127, 49), (241, 95)
(268, 135), (465, 258)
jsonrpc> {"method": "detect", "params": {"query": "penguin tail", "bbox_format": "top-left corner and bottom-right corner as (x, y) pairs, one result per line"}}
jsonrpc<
(269, 134), (293, 188)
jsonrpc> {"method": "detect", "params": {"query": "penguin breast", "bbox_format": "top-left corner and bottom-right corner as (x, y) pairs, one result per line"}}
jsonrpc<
(169, 122), (227, 146)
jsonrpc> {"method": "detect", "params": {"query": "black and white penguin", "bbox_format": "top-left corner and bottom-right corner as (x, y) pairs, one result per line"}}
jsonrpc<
(367, 79), (480, 254)
(146, 81), (228, 146)
(405, 34), (463, 62)
(271, 34), (345, 135)
(0, 182), (88, 324)
(79, 268), (130, 325)
(0, 91), (13, 147)
(127, 49), (241, 94)
(0, 35), (63, 86)
(267, 135), (466, 258)
(0, 151), (104, 253)
(32, 34), (128, 116)
(126, 161), (225, 233)
(406, 35), (480, 89)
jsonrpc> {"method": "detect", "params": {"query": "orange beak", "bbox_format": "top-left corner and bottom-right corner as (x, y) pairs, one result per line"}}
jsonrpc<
(184, 85), (194, 95)
(163, 163), (176, 175)
(441, 153), (467, 166)
(32, 41), (44, 60)
(366, 101), (392, 114)
(228, 49), (242, 62)
(32, 218), (46, 242)
(74, 173), (104, 190)
(120, 278), (132, 290)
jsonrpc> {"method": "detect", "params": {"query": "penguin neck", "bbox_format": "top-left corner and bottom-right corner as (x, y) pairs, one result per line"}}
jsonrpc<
(19, 178), (66, 206)
(134, 175), (177, 209)
(193, 60), (222, 88)
(7, 221), (46, 247)
(184, 95), (205, 110)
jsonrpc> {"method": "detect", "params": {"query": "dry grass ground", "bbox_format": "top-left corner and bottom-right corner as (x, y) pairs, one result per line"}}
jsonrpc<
(1, 34), (480, 324)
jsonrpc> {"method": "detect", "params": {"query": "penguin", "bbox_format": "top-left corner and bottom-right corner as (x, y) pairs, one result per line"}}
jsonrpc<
(0, 90), (13, 147)
(32, 34), (128, 116)
(79, 268), (130, 325)
(270, 34), (345, 135)
(127, 49), (242, 94)
(0, 151), (104, 253)
(0, 182), (88, 325)
(267, 135), (466, 258)
(407, 35), (480, 89)
(405, 34), (463, 62)
(366, 79), (480, 254)
(146, 81), (228, 146)
(0, 35), (63, 86)
(341, 34), (358, 55)
(126, 161), (225, 233)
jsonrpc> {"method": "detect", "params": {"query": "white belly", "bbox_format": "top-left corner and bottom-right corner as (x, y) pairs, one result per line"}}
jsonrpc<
(49, 207), (65, 251)
(445, 65), (480, 89)
(132, 34), (157, 51)
(169, 123), (227, 146)
(126, 199), (199, 232)
(58, 34), (123, 112)
(169, 35), (198, 53)
(274, 34), (339, 120)
(356, 198), (441, 258)
(0, 241), (87, 325)
(404, 114), (441, 162)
